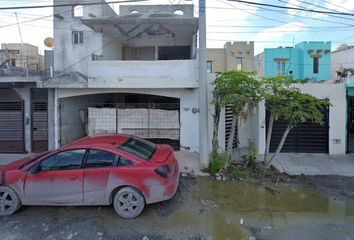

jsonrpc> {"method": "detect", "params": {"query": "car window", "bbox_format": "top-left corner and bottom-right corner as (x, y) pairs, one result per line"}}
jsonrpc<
(118, 156), (134, 167)
(117, 137), (156, 160)
(85, 150), (117, 168)
(40, 149), (86, 171)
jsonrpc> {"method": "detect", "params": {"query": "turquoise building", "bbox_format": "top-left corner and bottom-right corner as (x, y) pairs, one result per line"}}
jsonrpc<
(262, 41), (331, 81)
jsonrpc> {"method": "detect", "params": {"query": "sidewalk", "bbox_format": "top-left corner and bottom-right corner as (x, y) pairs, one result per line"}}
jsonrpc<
(270, 153), (354, 177)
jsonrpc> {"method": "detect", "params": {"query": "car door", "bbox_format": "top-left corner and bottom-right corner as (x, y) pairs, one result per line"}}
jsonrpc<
(83, 149), (118, 204)
(24, 149), (86, 204)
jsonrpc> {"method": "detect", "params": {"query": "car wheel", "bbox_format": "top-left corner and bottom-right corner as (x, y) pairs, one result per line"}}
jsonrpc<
(0, 186), (22, 216)
(113, 187), (145, 219)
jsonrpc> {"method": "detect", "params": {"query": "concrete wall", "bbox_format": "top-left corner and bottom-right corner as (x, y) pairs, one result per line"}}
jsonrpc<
(54, 88), (200, 152)
(224, 41), (254, 71)
(256, 84), (346, 155)
(206, 49), (225, 73)
(87, 59), (198, 88)
(119, 5), (194, 16)
(295, 41), (331, 81)
(13, 88), (31, 153)
(264, 47), (301, 79)
(331, 46), (354, 81)
(53, 0), (111, 75)
(206, 41), (254, 73)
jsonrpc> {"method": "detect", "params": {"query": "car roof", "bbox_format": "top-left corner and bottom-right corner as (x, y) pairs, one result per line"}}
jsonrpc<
(68, 134), (130, 147)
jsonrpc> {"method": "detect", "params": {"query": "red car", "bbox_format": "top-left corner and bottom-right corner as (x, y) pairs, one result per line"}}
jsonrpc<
(0, 134), (179, 218)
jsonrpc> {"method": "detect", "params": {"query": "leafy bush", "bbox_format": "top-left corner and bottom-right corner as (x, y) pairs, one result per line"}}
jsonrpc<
(210, 151), (227, 176)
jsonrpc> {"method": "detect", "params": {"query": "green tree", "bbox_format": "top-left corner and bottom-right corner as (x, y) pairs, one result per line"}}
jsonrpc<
(263, 76), (331, 168)
(212, 71), (263, 166)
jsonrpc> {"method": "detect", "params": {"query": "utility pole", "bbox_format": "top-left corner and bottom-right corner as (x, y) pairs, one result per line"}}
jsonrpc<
(15, 12), (28, 77)
(198, 0), (209, 167)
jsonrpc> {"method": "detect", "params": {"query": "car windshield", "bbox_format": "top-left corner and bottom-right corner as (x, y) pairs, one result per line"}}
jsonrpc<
(118, 137), (156, 161)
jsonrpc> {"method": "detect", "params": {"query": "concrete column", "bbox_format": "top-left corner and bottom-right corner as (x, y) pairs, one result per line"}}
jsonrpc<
(14, 88), (32, 153)
(199, 0), (209, 168)
(47, 88), (56, 150)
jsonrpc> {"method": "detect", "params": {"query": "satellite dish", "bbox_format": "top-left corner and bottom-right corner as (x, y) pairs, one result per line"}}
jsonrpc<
(44, 37), (54, 48)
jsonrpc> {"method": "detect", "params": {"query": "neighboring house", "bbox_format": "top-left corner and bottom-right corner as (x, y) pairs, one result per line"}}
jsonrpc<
(206, 41), (254, 73)
(332, 44), (354, 152)
(0, 44), (50, 154)
(41, 1), (202, 155)
(207, 42), (255, 153)
(331, 44), (354, 82)
(255, 41), (331, 82)
(208, 41), (347, 156)
(0, 43), (44, 77)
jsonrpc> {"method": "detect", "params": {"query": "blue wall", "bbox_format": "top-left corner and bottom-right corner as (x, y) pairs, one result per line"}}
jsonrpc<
(263, 41), (331, 81)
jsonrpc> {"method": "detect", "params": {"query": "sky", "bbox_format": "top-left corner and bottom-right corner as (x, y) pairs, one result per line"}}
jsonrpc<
(0, 0), (353, 54)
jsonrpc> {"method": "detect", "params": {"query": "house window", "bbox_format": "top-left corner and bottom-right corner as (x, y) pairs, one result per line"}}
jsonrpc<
(73, 5), (84, 17)
(236, 57), (242, 71)
(276, 61), (286, 75)
(207, 61), (212, 73)
(10, 59), (16, 67)
(313, 57), (319, 74)
(72, 31), (84, 45)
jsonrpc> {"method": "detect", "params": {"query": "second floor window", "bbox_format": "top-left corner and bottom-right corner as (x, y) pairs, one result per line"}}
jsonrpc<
(276, 61), (286, 75)
(313, 57), (319, 74)
(72, 31), (84, 45)
(207, 61), (212, 73)
(236, 57), (242, 71)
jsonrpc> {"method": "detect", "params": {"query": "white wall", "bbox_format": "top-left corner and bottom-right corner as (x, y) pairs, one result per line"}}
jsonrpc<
(14, 88), (31, 153)
(331, 48), (354, 81)
(87, 59), (198, 89)
(256, 84), (347, 155)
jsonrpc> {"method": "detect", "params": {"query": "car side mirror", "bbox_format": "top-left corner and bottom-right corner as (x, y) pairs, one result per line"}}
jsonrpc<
(29, 163), (42, 175)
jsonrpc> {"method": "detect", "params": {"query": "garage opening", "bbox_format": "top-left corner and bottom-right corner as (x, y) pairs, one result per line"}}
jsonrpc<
(59, 93), (180, 150)
(266, 108), (329, 153)
(0, 89), (25, 153)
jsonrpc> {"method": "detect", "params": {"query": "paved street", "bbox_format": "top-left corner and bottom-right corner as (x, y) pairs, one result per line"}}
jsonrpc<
(1, 176), (354, 240)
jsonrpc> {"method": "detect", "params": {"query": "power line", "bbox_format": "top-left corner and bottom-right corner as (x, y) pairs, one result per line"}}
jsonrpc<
(227, 0), (354, 17)
(280, 0), (354, 22)
(252, 1), (354, 28)
(0, 0), (147, 10)
(320, 0), (354, 12)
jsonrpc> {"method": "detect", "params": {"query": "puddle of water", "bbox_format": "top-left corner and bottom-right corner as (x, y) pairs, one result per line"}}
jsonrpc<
(96, 177), (353, 239)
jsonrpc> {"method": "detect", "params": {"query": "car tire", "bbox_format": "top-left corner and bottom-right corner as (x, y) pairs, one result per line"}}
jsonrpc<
(113, 187), (145, 219)
(0, 186), (22, 216)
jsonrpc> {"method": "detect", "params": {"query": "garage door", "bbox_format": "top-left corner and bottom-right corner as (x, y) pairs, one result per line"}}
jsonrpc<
(266, 109), (329, 153)
(0, 89), (24, 153)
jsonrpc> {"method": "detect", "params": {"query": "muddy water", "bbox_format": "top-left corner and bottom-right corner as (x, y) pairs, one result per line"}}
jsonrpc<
(96, 177), (354, 239)
(1, 177), (353, 240)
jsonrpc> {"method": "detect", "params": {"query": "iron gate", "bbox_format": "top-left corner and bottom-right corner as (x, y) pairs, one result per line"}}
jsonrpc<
(266, 108), (329, 153)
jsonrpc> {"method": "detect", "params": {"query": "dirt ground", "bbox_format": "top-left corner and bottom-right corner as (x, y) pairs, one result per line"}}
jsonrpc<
(1, 175), (354, 240)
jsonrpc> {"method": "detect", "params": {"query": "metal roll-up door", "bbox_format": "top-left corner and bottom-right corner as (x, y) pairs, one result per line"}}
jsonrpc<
(266, 108), (329, 153)
(31, 89), (48, 153)
(0, 89), (24, 152)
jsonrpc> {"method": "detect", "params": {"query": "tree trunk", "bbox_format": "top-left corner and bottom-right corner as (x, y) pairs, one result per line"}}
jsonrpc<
(226, 113), (237, 168)
(264, 112), (275, 164)
(266, 125), (292, 169)
(212, 105), (221, 152)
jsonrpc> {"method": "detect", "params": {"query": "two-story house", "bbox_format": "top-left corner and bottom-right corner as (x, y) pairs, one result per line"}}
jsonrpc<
(42, 1), (201, 155)
(255, 41), (331, 82)
(0, 43), (49, 154)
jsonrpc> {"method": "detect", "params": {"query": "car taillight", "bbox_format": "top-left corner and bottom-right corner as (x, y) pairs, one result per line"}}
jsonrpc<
(154, 164), (171, 178)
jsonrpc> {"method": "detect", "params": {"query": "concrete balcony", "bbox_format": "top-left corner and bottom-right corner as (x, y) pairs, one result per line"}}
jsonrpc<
(87, 59), (198, 89)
